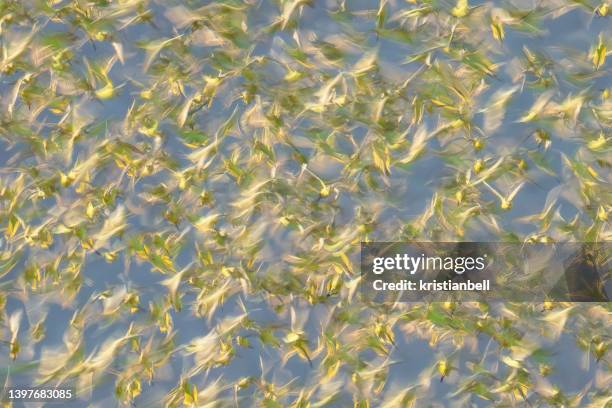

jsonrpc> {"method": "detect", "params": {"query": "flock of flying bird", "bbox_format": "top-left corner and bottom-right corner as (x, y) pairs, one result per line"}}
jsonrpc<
(0, 0), (610, 406)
